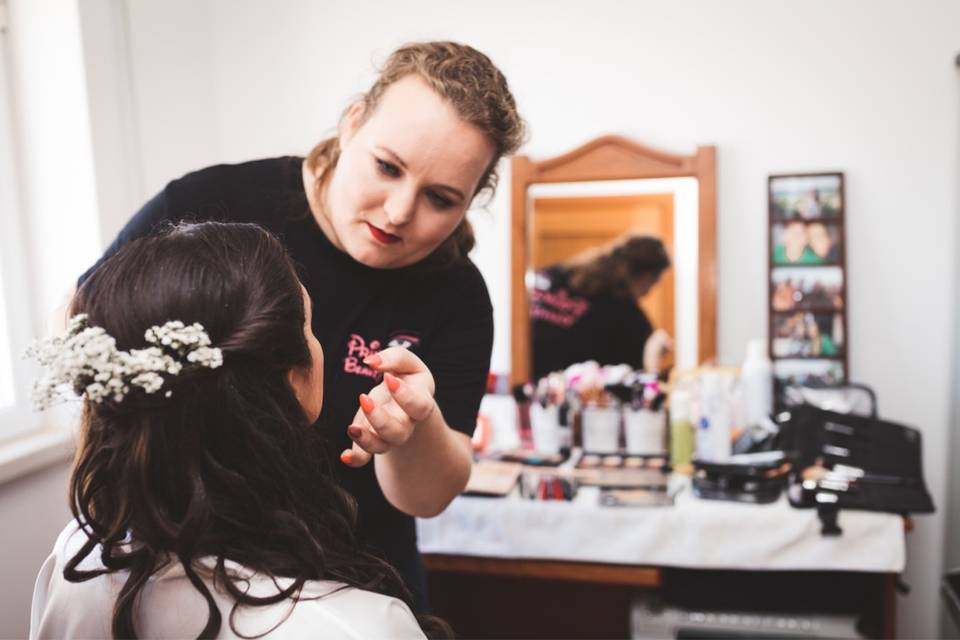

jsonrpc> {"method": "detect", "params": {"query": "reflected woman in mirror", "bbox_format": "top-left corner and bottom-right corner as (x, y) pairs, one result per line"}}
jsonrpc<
(530, 234), (672, 381)
(30, 223), (448, 639)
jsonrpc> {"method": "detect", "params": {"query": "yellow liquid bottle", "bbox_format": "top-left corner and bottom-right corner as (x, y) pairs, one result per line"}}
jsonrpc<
(669, 389), (695, 474)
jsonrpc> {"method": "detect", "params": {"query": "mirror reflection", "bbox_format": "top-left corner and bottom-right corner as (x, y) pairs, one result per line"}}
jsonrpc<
(509, 136), (716, 385)
(529, 230), (673, 380)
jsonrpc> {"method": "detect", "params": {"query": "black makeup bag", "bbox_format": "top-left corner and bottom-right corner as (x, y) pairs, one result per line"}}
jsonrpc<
(781, 405), (935, 516)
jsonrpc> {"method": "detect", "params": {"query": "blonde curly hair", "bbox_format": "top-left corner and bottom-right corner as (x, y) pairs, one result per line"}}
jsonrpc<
(306, 41), (526, 267)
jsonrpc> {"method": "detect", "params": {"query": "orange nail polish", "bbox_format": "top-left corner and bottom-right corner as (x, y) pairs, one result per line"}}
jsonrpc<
(340, 451), (353, 465)
(359, 393), (375, 414)
(363, 353), (382, 367)
(385, 372), (400, 393)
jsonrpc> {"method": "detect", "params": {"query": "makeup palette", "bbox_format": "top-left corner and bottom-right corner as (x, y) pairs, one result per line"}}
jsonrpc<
(463, 460), (524, 497)
(575, 454), (669, 489)
(577, 454), (667, 471)
(492, 447), (568, 467)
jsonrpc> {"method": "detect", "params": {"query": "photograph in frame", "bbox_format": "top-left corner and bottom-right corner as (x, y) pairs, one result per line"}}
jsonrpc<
(772, 311), (844, 358)
(773, 358), (845, 386)
(771, 266), (844, 312)
(771, 222), (842, 266)
(770, 174), (842, 220)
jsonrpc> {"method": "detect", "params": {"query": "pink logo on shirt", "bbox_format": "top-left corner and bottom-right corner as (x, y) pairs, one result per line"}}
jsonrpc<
(344, 334), (382, 379)
(531, 289), (590, 328)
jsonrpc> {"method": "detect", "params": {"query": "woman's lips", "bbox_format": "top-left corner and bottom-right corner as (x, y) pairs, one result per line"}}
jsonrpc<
(367, 223), (401, 245)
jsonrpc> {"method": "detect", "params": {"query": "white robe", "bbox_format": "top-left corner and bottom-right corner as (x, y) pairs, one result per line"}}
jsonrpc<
(30, 521), (426, 639)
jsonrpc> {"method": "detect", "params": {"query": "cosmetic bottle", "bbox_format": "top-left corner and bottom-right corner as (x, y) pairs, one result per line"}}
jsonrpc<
(740, 339), (773, 428)
(698, 372), (732, 462)
(669, 389), (694, 473)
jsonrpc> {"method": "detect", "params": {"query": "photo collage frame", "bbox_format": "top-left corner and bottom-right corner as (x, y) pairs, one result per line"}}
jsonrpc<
(768, 173), (848, 390)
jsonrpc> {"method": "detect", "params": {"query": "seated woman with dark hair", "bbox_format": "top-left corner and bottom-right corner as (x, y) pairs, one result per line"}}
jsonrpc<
(530, 234), (673, 381)
(28, 222), (446, 639)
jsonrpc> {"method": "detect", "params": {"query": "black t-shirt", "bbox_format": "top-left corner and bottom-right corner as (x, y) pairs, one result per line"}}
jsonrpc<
(79, 157), (493, 605)
(530, 265), (652, 381)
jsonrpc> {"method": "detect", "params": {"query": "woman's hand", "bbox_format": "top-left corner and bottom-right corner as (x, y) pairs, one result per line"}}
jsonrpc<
(339, 346), (473, 516)
(643, 329), (674, 373)
(340, 346), (437, 467)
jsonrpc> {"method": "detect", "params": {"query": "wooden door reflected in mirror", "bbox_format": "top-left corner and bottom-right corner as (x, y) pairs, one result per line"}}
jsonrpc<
(530, 193), (676, 351)
(511, 135), (717, 385)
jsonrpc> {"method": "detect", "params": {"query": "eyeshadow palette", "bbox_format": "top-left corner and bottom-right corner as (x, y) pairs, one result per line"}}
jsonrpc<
(577, 454), (667, 470)
(463, 460), (523, 497)
(491, 448), (568, 467)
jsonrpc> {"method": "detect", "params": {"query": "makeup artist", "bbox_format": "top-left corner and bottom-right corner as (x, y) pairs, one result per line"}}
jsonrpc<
(76, 41), (526, 611)
(530, 234), (673, 380)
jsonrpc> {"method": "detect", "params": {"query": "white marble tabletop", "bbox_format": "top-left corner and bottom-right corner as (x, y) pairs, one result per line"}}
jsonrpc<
(417, 478), (905, 573)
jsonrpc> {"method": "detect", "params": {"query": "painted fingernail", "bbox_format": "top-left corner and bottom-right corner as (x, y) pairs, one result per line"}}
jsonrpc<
(384, 372), (401, 393)
(358, 393), (375, 414)
(363, 354), (382, 367)
(347, 425), (363, 439)
(340, 451), (353, 465)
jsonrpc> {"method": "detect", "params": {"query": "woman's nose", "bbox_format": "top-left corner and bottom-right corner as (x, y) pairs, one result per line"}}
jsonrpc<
(384, 186), (417, 227)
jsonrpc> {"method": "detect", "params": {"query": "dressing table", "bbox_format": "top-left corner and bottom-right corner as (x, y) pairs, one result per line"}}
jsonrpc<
(419, 136), (902, 638)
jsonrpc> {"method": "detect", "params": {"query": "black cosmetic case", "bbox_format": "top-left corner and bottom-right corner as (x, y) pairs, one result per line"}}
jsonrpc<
(692, 458), (788, 504)
(781, 405), (935, 515)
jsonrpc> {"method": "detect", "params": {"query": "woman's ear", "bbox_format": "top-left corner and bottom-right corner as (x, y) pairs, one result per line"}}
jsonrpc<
(288, 367), (305, 402)
(338, 101), (366, 146)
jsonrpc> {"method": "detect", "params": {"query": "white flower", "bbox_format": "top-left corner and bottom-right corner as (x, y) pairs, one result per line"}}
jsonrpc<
(131, 371), (165, 394)
(186, 346), (223, 369)
(146, 321), (213, 353)
(26, 314), (224, 410)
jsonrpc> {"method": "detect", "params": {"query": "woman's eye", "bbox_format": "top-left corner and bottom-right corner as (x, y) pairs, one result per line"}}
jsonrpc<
(426, 190), (454, 209)
(376, 158), (401, 178)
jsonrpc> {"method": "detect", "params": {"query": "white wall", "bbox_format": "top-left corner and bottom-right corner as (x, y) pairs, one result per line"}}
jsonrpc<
(66, 1), (960, 637)
(0, 461), (72, 638)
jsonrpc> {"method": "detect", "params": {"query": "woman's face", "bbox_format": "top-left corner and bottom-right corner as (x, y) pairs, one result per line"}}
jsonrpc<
(323, 74), (496, 269)
(807, 223), (832, 258)
(630, 273), (661, 300)
(289, 285), (324, 423)
(782, 221), (808, 262)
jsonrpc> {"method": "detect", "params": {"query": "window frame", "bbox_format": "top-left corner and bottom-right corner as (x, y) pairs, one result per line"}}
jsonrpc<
(0, 10), (48, 439)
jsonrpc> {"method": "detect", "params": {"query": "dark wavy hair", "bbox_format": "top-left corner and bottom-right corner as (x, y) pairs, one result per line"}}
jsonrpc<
(64, 222), (450, 639)
(567, 234), (671, 303)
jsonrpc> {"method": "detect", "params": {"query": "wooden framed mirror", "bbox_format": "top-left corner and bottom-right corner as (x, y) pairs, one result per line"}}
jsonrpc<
(510, 135), (717, 385)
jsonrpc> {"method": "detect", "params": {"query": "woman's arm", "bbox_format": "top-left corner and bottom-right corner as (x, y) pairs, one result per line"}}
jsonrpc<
(643, 329), (674, 373)
(373, 380), (473, 518)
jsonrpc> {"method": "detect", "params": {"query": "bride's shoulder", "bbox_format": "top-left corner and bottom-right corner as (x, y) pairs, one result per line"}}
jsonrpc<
(278, 581), (426, 639)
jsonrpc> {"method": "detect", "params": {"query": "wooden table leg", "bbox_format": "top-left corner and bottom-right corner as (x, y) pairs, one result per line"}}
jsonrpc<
(882, 573), (896, 639)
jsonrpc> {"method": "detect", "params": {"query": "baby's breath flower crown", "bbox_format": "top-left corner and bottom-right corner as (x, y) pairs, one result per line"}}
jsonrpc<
(25, 314), (223, 410)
